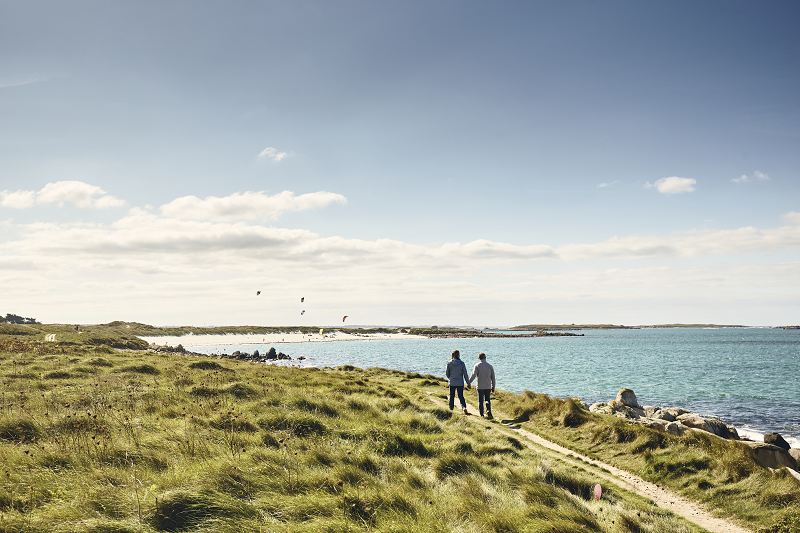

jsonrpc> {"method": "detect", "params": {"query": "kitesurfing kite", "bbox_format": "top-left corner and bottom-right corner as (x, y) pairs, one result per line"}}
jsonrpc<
(342, 316), (348, 323)
(301, 297), (304, 302)
(256, 291), (261, 296)
(301, 310), (305, 315)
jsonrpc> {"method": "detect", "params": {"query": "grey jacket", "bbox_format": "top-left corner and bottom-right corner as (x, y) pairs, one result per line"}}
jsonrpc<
(446, 358), (469, 386)
(468, 360), (495, 390)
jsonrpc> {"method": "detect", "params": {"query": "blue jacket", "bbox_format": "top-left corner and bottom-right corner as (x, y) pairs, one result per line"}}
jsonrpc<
(446, 358), (469, 386)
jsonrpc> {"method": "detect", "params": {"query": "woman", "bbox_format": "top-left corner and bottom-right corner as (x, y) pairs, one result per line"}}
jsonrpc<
(445, 349), (471, 414)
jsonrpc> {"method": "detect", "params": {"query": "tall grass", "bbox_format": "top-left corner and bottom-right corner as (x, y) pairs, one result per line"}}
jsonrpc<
(501, 389), (800, 532)
(0, 341), (713, 532)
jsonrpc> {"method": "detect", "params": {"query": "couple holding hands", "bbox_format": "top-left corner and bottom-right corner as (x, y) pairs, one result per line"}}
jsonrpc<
(445, 350), (496, 419)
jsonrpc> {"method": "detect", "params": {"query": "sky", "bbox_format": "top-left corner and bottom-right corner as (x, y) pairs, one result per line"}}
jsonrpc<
(1, 0), (799, 327)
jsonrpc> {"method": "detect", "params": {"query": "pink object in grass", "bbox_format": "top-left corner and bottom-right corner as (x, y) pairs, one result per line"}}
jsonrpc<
(594, 484), (602, 500)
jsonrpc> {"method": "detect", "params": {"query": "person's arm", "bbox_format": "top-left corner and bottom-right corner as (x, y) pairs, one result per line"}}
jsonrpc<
(463, 362), (471, 389)
(446, 361), (451, 379)
(490, 367), (496, 393)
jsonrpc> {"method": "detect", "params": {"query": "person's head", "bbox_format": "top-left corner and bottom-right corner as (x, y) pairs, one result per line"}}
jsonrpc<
(478, 352), (486, 360)
(451, 350), (460, 359)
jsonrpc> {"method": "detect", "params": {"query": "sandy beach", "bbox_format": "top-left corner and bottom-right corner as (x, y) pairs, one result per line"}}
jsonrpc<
(140, 330), (426, 347)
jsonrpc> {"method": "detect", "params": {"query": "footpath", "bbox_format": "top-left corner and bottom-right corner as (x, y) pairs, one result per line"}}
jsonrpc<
(425, 392), (752, 533)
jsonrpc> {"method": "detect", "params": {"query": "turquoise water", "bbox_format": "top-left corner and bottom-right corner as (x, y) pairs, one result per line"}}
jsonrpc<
(189, 328), (800, 443)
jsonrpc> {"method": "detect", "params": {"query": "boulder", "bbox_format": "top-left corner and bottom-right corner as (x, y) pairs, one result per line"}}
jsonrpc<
(764, 432), (791, 451)
(253, 350), (259, 357)
(665, 422), (688, 436)
(265, 348), (277, 360)
(613, 405), (643, 419)
(662, 407), (689, 419)
(637, 418), (669, 432)
(790, 449), (800, 464)
(643, 406), (659, 418)
(615, 388), (641, 409)
(676, 414), (738, 440)
(651, 409), (676, 422)
(277, 352), (291, 360)
(589, 402), (612, 415)
(746, 442), (798, 470)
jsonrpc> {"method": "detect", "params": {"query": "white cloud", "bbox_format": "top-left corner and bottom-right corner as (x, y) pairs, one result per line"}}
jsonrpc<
(597, 181), (618, 188)
(782, 212), (800, 225)
(159, 190), (347, 221)
(644, 177), (696, 194)
(732, 171), (770, 183)
(0, 190), (36, 209)
(258, 147), (288, 161)
(0, 181), (126, 209)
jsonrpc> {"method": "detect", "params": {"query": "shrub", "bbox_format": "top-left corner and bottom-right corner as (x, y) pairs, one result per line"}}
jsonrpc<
(188, 361), (224, 371)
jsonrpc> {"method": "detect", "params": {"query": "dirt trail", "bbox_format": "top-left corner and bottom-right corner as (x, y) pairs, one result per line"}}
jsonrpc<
(425, 392), (752, 533)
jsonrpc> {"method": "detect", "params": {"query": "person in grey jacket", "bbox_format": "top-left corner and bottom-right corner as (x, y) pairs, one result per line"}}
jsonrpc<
(467, 352), (495, 419)
(445, 350), (471, 414)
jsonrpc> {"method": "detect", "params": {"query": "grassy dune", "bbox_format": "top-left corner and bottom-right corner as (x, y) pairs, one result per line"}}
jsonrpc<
(0, 334), (797, 532)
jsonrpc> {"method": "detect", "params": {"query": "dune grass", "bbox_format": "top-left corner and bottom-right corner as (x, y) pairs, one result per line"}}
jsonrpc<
(499, 390), (800, 532)
(0, 340), (711, 533)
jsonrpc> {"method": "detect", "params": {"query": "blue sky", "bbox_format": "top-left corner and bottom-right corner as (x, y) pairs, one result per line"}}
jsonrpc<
(1, 1), (799, 326)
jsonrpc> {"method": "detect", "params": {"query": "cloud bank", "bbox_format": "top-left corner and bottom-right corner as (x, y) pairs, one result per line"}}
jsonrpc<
(159, 190), (347, 221)
(0, 181), (126, 209)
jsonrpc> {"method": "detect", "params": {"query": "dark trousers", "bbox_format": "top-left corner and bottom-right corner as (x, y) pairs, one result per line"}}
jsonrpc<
(477, 389), (492, 416)
(449, 386), (466, 409)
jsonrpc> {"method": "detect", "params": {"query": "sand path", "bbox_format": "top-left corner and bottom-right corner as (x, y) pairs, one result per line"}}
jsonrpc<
(425, 392), (752, 533)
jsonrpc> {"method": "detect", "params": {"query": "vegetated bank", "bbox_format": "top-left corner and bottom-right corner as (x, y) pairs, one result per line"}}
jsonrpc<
(0, 328), (797, 532)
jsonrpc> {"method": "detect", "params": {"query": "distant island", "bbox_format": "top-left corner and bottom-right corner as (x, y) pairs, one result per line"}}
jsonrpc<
(509, 323), (749, 331)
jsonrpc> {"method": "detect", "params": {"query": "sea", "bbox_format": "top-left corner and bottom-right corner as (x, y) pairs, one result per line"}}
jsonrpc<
(156, 327), (800, 447)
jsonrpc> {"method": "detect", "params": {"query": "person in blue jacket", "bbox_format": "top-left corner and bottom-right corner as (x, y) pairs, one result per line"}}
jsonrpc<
(446, 350), (471, 414)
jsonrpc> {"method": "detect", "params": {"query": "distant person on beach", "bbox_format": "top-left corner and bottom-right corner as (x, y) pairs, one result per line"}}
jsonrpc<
(468, 352), (495, 419)
(446, 350), (471, 414)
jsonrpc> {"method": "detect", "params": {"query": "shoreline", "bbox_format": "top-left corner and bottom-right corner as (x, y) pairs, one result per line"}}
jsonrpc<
(140, 331), (427, 346)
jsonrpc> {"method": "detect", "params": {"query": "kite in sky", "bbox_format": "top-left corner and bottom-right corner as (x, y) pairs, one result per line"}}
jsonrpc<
(301, 297), (304, 302)
(301, 310), (305, 315)
(256, 291), (261, 296)
(342, 315), (348, 323)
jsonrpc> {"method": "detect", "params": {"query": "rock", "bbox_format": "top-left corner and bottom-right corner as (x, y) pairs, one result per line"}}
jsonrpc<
(253, 350), (259, 357)
(746, 442), (798, 470)
(649, 409), (676, 422)
(638, 418), (669, 432)
(764, 432), (791, 450)
(265, 348), (277, 360)
(662, 407), (689, 419)
(297, 356), (306, 360)
(589, 402), (612, 415)
(790, 449), (800, 464)
(676, 414), (738, 440)
(176, 344), (185, 352)
(643, 406), (658, 417)
(277, 352), (291, 360)
(613, 405), (643, 419)
(615, 388), (641, 409)
(665, 422), (688, 436)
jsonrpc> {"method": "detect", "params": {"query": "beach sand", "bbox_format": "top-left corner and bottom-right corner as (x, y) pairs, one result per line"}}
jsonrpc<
(140, 331), (425, 347)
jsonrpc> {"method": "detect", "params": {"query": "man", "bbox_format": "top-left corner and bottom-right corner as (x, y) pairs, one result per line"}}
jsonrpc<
(445, 349), (471, 414)
(467, 352), (495, 419)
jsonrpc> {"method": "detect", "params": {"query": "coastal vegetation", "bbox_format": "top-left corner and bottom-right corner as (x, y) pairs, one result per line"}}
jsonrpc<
(499, 392), (800, 531)
(0, 328), (796, 532)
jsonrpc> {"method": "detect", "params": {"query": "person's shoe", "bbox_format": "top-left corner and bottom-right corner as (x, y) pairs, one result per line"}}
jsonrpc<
(486, 411), (493, 420)
(463, 408), (468, 415)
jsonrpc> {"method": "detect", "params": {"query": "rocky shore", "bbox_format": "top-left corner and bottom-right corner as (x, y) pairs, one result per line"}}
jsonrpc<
(590, 388), (800, 473)
(410, 329), (583, 339)
(148, 343), (303, 363)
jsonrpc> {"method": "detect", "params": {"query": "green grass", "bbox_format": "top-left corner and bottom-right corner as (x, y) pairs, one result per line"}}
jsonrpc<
(500, 390), (800, 532)
(0, 339), (710, 532)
